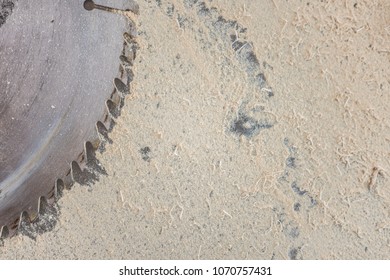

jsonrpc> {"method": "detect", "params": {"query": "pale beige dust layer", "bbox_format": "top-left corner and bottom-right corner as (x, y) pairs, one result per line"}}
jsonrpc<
(1, 0), (389, 259)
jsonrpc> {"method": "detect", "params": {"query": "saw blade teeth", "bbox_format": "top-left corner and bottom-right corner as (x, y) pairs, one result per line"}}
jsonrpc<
(85, 141), (95, 164)
(120, 54), (133, 68)
(18, 211), (31, 228)
(45, 185), (56, 205)
(127, 19), (138, 38)
(0, 1), (140, 238)
(106, 99), (120, 118)
(0, 227), (8, 239)
(85, 142), (98, 168)
(123, 32), (137, 47)
(109, 87), (123, 107)
(62, 169), (74, 189)
(123, 32), (132, 44)
(126, 68), (135, 85)
(96, 121), (111, 144)
(71, 160), (94, 186)
(114, 78), (129, 97)
(123, 31), (138, 63)
(38, 196), (56, 217)
(7, 217), (19, 235)
(96, 120), (108, 136)
(55, 179), (65, 199)
(38, 196), (47, 215)
(18, 211), (36, 239)
(123, 47), (136, 63)
(0, 225), (9, 239)
(70, 161), (83, 183)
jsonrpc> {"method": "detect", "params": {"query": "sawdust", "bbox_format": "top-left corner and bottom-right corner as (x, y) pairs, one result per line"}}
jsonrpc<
(1, 0), (389, 259)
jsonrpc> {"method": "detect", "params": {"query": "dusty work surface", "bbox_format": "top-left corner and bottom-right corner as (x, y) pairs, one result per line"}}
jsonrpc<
(1, 0), (389, 259)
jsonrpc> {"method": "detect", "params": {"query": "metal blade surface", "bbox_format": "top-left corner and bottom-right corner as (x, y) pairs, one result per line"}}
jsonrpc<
(0, 0), (128, 233)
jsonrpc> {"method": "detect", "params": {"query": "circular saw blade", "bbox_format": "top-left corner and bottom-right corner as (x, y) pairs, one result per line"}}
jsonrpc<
(0, 0), (130, 235)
